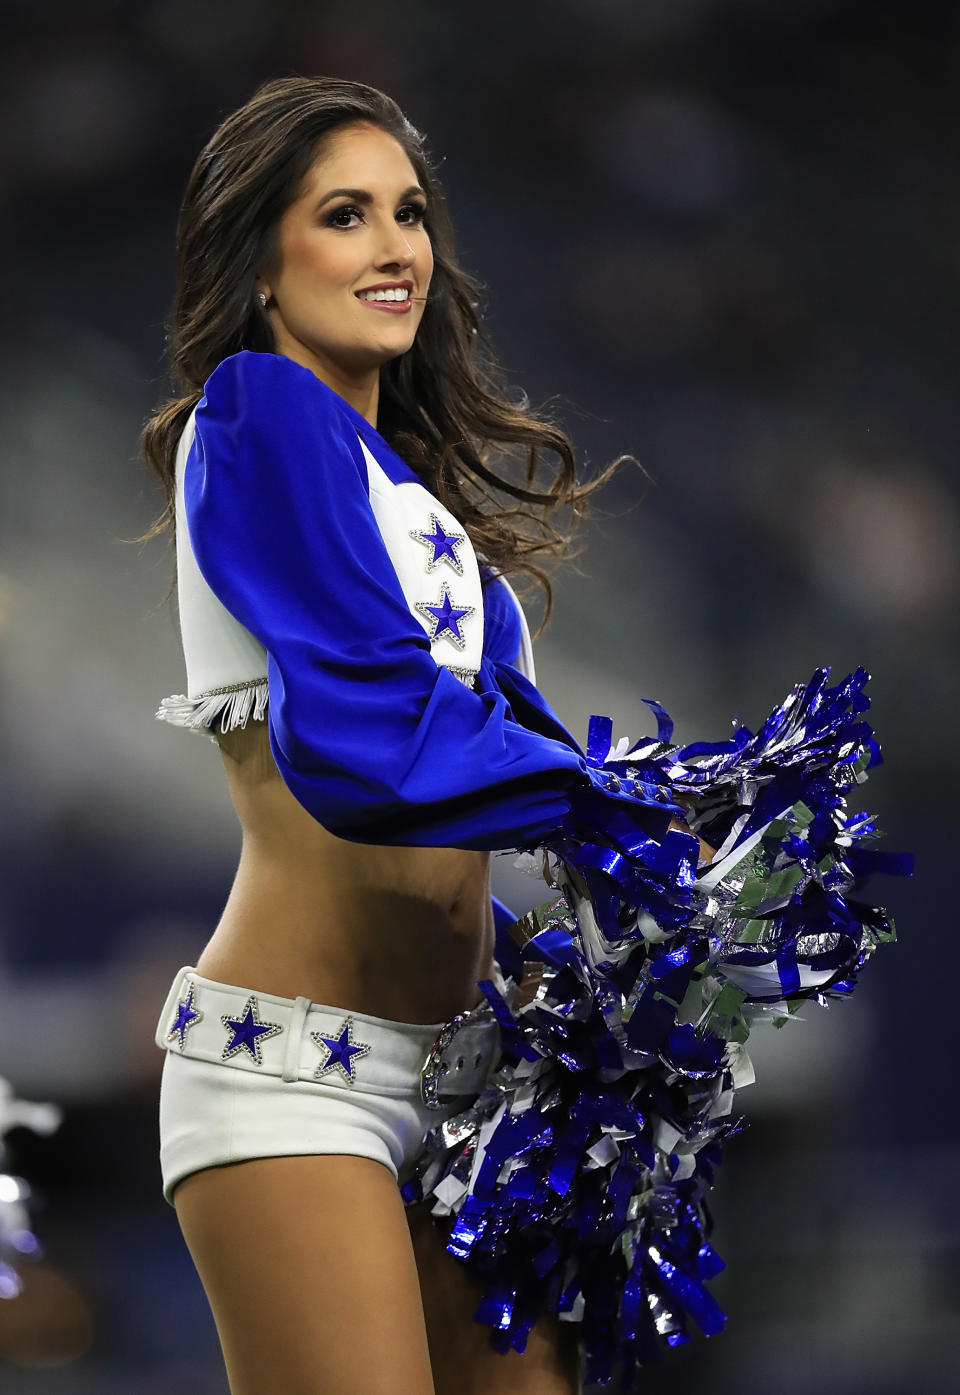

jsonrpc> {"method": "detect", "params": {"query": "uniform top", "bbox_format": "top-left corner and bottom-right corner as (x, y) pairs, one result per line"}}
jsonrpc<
(157, 368), (535, 739)
(153, 350), (677, 853)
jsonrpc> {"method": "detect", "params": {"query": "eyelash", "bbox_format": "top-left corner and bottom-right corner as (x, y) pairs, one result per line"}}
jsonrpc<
(324, 202), (428, 230)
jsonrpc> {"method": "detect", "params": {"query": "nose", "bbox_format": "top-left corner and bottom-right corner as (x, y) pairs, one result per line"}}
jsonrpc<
(374, 219), (416, 270)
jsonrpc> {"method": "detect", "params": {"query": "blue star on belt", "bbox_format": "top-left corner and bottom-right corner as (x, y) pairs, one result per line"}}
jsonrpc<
(415, 582), (475, 650)
(410, 513), (466, 574)
(167, 984), (204, 1050)
(310, 1017), (371, 1085)
(220, 995), (283, 1066)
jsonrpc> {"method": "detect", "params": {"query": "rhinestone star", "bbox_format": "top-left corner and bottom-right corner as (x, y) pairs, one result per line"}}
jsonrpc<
(415, 582), (475, 650)
(410, 513), (466, 574)
(310, 1017), (371, 1085)
(167, 984), (204, 1050)
(220, 995), (283, 1066)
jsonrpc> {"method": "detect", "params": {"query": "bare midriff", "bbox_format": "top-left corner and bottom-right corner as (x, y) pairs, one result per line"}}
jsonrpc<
(192, 718), (497, 1026)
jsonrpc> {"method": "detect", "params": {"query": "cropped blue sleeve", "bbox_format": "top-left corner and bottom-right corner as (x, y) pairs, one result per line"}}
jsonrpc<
(185, 351), (677, 851)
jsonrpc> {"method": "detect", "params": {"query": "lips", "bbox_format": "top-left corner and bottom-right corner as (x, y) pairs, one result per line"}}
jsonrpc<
(355, 287), (413, 314)
(356, 299), (412, 314)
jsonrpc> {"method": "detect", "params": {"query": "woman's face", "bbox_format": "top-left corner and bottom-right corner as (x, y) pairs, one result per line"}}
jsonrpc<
(257, 121), (433, 384)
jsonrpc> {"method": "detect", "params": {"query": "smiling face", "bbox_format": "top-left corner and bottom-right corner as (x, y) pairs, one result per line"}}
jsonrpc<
(256, 121), (433, 397)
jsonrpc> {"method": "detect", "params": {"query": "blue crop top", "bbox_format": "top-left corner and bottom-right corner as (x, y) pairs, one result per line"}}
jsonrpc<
(176, 350), (679, 852)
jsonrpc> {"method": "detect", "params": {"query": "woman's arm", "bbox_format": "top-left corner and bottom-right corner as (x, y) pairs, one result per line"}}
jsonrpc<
(185, 351), (681, 852)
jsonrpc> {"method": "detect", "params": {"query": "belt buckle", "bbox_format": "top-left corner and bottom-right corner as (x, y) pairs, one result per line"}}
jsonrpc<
(420, 1013), (469, 1110)
(420, 1010), (496, 1110)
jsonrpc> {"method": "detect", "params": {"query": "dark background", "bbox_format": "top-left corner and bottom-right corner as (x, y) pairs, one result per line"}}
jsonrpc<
(0, 0), (955, 1390)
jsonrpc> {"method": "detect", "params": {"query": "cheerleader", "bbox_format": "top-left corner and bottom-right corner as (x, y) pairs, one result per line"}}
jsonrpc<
(142, 74), (690, 1395)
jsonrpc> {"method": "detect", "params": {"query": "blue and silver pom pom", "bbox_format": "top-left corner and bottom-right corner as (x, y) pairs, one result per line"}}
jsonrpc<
(401, 667), (910, 1389)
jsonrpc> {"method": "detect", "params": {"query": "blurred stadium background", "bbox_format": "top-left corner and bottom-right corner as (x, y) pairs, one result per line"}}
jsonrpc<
(0, 0), (955, 1390)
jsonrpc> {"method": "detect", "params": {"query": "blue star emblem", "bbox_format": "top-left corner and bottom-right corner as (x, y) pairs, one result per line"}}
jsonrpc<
(414, 582), (475, 650)
(220, 995), (283, 1066)
(410, 513), (466, 574)
(167, 984), (204, 1050)
(310, 1017), (371, 1085)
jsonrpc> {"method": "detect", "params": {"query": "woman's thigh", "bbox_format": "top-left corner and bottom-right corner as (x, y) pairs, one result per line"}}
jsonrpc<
(406, 1199), (582, 1395)
(174, 1154), (435, 1395)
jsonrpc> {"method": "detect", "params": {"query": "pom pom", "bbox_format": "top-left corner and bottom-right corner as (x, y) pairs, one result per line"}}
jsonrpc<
(403, 668), (910, 1387)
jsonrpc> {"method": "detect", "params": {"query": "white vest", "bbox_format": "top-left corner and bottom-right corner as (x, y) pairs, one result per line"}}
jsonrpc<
(155, 410), (535, 743)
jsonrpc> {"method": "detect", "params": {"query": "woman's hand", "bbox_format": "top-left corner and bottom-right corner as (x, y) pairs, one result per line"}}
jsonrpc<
(668, 815), (717, 868)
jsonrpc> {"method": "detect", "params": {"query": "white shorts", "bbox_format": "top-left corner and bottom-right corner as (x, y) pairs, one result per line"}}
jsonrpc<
(154, 965), (502, 1206)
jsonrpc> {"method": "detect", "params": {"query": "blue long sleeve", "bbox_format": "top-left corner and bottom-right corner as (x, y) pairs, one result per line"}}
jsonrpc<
(184, 351), (677, 851)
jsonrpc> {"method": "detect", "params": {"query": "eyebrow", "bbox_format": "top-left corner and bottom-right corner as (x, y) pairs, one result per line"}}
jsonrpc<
(314, 184), (426, 210)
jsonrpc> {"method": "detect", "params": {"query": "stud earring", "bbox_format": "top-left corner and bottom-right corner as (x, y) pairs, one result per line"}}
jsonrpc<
(257, 291), (267, 308)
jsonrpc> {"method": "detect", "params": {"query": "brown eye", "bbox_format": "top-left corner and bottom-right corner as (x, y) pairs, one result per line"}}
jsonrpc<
(325, 204), (363, 228)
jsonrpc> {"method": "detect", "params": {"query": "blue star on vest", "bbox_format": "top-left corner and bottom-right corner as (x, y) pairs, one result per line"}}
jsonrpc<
(410, 513), (466, 574)
(415, 582), (475, 650)
(167, 984), (204, 1050)
(220, 995), (283, 1066)
(310, 1017), (371, 1085)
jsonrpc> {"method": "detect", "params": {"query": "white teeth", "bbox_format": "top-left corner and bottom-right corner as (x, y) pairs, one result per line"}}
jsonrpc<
(358, 287), (409, 301)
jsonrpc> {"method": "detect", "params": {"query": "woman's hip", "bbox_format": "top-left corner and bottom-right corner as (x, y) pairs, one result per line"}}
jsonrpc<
(154, 964), (503, 1207)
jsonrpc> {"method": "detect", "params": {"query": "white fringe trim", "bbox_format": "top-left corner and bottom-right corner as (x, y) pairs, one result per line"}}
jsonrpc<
(155, 678), (269, 743)
(448, 666), (478, 689)
(156, 664), (476, 745)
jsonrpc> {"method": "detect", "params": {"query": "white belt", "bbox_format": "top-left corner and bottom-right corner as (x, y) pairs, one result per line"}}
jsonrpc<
(154, 966), (503, 1107)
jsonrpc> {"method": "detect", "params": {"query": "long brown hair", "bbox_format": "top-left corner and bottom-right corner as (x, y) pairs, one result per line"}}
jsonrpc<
(138, 75), (639, 633)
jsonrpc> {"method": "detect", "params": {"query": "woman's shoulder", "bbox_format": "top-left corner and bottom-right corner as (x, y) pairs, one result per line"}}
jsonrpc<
(195, 352), (368, 474)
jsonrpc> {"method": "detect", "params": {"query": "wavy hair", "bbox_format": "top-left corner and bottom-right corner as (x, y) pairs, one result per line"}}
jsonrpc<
(137, 75), (639, 633)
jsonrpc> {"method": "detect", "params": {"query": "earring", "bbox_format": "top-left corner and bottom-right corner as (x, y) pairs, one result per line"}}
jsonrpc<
(257, 291), (267, 308)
